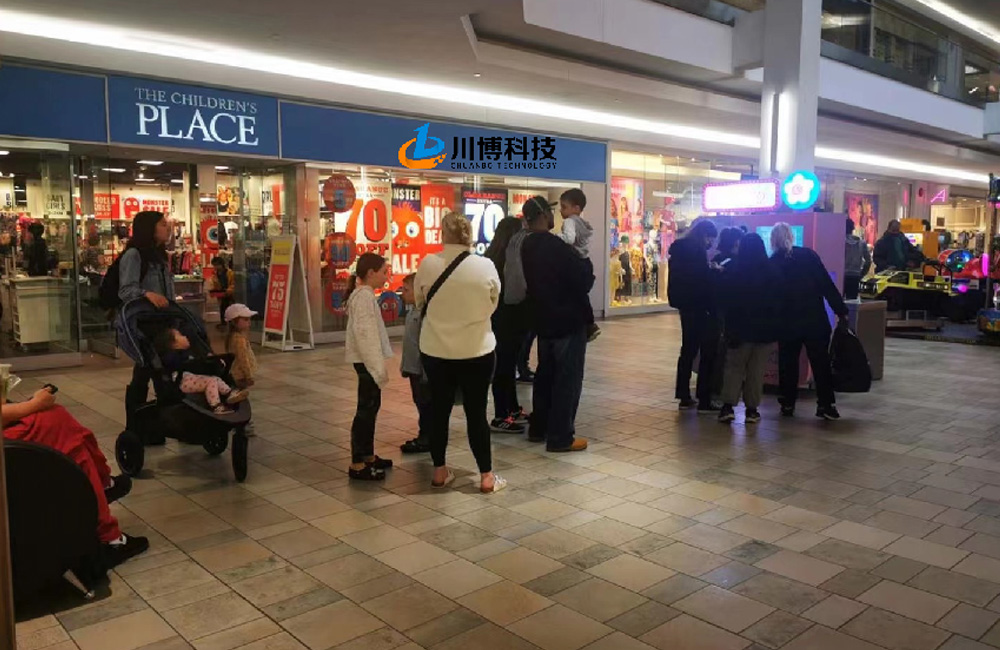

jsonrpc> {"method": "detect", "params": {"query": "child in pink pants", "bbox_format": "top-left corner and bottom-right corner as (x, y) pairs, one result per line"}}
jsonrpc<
(154, 327), (248, 414)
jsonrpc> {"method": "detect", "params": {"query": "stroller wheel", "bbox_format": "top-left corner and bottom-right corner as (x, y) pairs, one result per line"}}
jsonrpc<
(232, 430), (249, 483)
(203, 433), (229, 456)
(115, 430), (145, 477)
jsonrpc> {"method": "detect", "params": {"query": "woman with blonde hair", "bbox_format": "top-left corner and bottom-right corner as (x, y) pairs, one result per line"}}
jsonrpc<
(769, 222), (849, 420)
(415, 211), (506, 492)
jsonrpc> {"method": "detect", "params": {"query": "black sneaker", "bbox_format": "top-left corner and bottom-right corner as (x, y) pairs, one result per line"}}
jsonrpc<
(103, 534), (150, 568)
(698, 401), (722, 414)
(400, 438), (431, 454)
(490, 417), (526, 434)
(587, 323), (602, 342)
(780, 403), (795, 417)
(718, 404), (736, 423)
(745, 409), (762, 424)
(510, 408), (530, 426)
(678, 398), (697, 410)
(367, 456), (393, 470)
(349, 465), (385, 481)
(517, 370), (535, 384)
(817, 405), (841, 421)
(104, 475), (133, 504)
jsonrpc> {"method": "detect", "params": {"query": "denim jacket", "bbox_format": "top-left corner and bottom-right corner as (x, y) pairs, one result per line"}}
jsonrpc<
(118, 248), (175, 304)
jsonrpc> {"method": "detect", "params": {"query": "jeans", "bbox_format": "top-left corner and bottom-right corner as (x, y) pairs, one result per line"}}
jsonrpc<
(778, 338), (836, 408)
(422, 353), (495, 473)
(350, 364), (381, 464)
(408, 375), (432, 442)
(492, 306), (527, 419)
(844, 275), (861, 300)
(126, 364), (154, 427)
(721, 342), (772, 409)
(675, 309), (720, 404)
(529, 329), (587, 450)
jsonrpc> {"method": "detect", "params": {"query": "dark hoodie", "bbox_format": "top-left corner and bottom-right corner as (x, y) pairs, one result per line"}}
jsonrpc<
(667, 237), (713, 311)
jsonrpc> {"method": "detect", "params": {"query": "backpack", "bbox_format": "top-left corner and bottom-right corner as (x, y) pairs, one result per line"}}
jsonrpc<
(98, 251), (147, 311)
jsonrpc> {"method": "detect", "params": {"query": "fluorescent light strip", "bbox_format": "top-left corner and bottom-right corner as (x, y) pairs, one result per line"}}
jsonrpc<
(137, 159), (163, 165)
(0, 8), (989, 185)
(908, 0), (1000, 46)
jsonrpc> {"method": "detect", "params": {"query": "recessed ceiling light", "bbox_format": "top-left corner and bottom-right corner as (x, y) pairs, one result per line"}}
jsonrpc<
(135, 177), (155, 182)
(78, 175), (89, 179)
(473, 72), (482, 78)
(215, 166), (229, 171)
(137, 160), (163, 165)
(170, 179), (184, 184)
(101, 167), (126, 173)
(0, 151), (8, 156)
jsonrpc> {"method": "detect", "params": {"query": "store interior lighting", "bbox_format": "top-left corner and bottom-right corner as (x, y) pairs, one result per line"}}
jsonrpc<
(0, 7), (992, 185)
(908, 0), (1000, 46)
(101, 167), (126, 173)
(137, 160), (163, 165)
(0, 151), (8, 156)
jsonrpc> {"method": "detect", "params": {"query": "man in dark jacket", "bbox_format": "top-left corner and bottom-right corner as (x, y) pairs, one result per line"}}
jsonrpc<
(769, 223), (849, 420)
(668, 219), (720, 411)
(873, 220), (922, 272)
(522, 196), (592, 453)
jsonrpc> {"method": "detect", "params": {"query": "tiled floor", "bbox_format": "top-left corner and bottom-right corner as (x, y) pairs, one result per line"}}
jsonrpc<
(11, 312), (1000, 650)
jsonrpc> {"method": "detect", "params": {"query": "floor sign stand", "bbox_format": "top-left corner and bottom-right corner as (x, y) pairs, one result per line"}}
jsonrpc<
(262, 236), (315, 352)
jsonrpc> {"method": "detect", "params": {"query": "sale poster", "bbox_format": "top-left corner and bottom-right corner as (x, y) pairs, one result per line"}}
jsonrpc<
(611, 177), (644, 251)
(95, 194), (121, 220)
(264, 237), (294, 333)
(390, 184), (428, 289)
(508, 190), (536, 218)
(334, 177), (391, 261)
(420, 183), (453, 258)
(846, 192), (879, 247)
(463, 188), (508, 255)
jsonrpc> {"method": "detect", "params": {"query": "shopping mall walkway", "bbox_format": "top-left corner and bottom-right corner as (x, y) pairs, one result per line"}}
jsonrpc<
(12, 312), (1000, 650)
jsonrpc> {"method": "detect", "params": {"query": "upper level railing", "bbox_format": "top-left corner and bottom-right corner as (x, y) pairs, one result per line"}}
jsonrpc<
(651, 0), (1000, 106)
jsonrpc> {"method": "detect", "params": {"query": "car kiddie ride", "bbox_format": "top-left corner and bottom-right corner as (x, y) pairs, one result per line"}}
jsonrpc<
(859, 260), (980, 325)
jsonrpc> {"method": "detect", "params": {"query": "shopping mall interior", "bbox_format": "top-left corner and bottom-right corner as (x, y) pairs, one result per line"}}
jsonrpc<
(3, 0), (1000, 649)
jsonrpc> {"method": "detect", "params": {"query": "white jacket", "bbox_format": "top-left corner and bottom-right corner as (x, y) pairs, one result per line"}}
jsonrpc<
(415, 244), (500, 360)
(345, 285), (393, 387)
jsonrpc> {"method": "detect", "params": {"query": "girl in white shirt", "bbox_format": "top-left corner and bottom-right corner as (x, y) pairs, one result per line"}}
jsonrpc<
(344, 253), (393, 481)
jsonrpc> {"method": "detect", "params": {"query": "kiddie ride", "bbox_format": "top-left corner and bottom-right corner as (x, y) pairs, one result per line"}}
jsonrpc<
(859, 257), (982, 330)
(937, 249), (1000, 336)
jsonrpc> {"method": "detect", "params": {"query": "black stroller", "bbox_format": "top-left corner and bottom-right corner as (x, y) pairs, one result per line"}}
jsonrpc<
(114, 299), (251, 482)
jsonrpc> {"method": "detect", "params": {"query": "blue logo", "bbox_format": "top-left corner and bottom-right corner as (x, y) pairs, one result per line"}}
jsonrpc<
(399, 123), (447, 169)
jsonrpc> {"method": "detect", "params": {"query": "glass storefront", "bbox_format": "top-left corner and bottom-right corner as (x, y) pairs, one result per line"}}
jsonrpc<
(608, 149), (751, 310)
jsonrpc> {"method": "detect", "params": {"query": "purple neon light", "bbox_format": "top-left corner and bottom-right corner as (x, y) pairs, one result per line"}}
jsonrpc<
(702, 179), (780, 213)
(985, 253), (991, 277)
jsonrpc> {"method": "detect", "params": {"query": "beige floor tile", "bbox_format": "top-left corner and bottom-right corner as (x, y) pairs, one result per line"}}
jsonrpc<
(644, 542), (729, 576)
(553, 578), (648, 622)
(306, 552), (394, 590)
(479, 547), (564, 584)
(121, 560), (217, 601)
(781, 624), (882, 650)
(640, 614), (750, 650)
(375, 541), (457, 575)
(518, 527), (597, 559)
(857, 580), (958, 624)
(842, 607), (951, 650)
(670, 523), (751, 554)
(731, 573), (829, 614)
(280, 496), (351, 521)
(775, 530), (828, 552)
(231, 566), (322, 608)
(458, 580), (554, 626)
(755, 550), (844, 586)
(672, 481), (734, 502)
(720, 514), (797, 544)
(908, 567), (1000, 607)
(587, 554), (676, 592)
(412, 558), (502, 598)
(161, 591), (262, 640)
(600, 502), (670, 528)
(339, 524), (418, 555)
(673, 585), (774, 632)
(878, 496), (947, 521)
(511, 497), (582, 522)
(883, 536), (970, 569)
(743, 610), (813, 649)
(238, 632), (309, 649)
(281, 600), (384, 650)
(190, 538), (274, 573)
(937, 603), (1000, 639)
(648, 493), (715, 518)
(258, 526), (340, 560)
(802, 594), (868, 628)
(311, 510), (382, 538)
(190, 617), (280, 650)
(571, 518), (648, 546)
(360, 583), (457, 631)
(764, 506), (839, 533)
(581, 631), (657, 650)
(820, 521), (901, 550)
(432, 622), (541, 650)
(954, 554), (1000, 585)
(16, 624), (70, 650)
(714, 493), (782, 516)
(508, 604), (613, 650)
(71, 609), (176, 650)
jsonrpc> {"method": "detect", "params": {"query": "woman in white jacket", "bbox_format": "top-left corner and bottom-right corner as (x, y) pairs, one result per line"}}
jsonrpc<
(345, 253), (393, 481)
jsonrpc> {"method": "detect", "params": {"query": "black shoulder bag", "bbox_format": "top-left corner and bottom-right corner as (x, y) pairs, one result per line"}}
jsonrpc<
(421, 252), (470, 319)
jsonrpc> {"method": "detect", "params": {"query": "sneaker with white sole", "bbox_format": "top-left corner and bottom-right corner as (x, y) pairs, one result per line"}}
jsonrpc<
(490, 416), (525, 434)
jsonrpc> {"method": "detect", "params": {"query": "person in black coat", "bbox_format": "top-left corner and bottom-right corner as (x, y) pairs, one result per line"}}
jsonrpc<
(718, 233), (782, 424)
(769, 223), (849, 420)
(668, 219), (720, 411)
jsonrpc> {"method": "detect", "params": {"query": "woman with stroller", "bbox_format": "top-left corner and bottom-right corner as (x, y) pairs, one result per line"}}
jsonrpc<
(119, 211), (175, 427)
(3, 386), (149, 566)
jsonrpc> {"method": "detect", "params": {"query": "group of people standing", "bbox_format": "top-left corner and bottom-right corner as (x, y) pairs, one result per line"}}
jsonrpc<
(344, 193), (596, 490)
(669, 220), (849, 424)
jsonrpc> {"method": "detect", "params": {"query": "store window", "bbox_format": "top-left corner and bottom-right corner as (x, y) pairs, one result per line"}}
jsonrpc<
(0, 148), (80, 358)
(309, 164), (580, 333)
(608, 150), (748, 310)
(817, 172), (909, 248)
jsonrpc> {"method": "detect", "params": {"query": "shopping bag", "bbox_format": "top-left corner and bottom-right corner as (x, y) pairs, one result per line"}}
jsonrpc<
(830, 326), (872, 393)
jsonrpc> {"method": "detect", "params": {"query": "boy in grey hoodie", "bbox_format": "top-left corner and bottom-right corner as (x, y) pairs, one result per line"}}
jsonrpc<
(559, 189), (601, 341)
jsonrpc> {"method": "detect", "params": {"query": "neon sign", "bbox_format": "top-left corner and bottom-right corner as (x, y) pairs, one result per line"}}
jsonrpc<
(703, 179), (780, 213)
(782, 171), (821, 211)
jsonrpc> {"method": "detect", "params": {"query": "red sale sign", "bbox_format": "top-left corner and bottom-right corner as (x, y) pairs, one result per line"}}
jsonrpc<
(264, 237), (295, 333)
(95, 194), (121, 220)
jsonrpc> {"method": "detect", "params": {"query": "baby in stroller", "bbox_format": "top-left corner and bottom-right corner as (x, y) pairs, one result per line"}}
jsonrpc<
(153, 327), (249, 414)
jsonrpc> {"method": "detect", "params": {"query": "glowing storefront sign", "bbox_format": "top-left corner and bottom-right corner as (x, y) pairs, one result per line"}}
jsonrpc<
(703, 179), (780, 213)
(782, 170), (821, 211)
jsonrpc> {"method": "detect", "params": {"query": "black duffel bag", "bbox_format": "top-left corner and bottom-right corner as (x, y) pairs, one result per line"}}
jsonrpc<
(830, 326), (872, 393)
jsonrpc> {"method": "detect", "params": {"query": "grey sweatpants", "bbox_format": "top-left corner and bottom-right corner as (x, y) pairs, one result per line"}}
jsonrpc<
(721, 342), (772, 409)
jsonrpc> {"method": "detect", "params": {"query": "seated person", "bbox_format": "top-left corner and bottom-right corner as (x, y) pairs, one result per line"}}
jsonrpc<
(154, 327), (248, 414)
(2, 386), (149, 566)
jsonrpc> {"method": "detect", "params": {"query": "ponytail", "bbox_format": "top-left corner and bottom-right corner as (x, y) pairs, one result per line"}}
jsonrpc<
(343, 252), (387, 304)
(343, 273), (360, 303)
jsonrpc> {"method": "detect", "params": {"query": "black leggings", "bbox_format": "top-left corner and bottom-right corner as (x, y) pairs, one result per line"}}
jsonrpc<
(422, 353), (495, 473)
(350, 364), (381, 464)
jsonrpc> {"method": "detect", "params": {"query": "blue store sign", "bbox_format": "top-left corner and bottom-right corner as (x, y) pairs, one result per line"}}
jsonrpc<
(0, 66), (107, 143)
(107, 76), (280, 156)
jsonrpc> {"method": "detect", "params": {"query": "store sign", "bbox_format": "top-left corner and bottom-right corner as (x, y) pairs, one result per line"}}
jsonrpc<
(703, 179), (780, 213)
(264, 237), (295, 333)
(463, 188), (508, 254)
(107, 76), (279, 155)
(280, 102), (607, 182)
(782, 171), (821, 211)
(95, 193), (121, 220)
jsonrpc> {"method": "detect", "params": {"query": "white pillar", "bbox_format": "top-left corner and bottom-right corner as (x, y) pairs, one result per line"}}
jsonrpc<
(759, 0), (822, 178)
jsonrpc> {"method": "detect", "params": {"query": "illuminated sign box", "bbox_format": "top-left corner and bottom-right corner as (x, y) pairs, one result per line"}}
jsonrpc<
(703, 179), (780, 213)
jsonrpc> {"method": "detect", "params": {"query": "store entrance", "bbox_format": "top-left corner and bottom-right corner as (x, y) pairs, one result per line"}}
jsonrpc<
(73, 149), (294, 357)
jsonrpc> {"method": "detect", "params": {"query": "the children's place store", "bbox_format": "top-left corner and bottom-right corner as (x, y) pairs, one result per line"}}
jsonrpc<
(0, 64), (607, 367)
